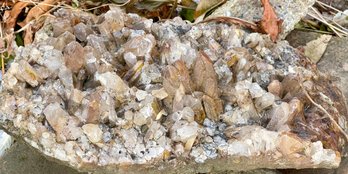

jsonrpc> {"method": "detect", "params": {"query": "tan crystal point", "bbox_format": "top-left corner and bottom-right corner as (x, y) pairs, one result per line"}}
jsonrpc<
(15, 60), (42, 87)
(151, 88), (169, 100)
(193, 52), (219, 98)
(123, 34), (156, 57)
(85, 91), (102, 124)
(96, 72), (129, 94)
(268, 80), (283, 97)
(267, 102), (291, 132)
(82, 124), (103, 143)
(163, 60), (194, 96)
(278, 133), (308, 156)
(63, 41), (85, 73)
(202, 95), (223, 121)
(43, 103), (69, 141)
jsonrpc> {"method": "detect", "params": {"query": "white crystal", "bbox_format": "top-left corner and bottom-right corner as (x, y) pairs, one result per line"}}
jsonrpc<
(82, 124), (103, 144)
(95, 72), (129, 94)
(249, 83), (265, 98)
(0, 130), (13, 157)
(124, 52), (137, 67)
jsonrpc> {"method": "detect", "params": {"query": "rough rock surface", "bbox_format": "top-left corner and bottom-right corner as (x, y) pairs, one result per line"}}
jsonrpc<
(317, 37), (348, 104)
(286, 30), (348, 105)
(286, 30), (322, 48)
(210, 0), (316, 39)
(0, 7), (347, 174)
(319, 0), (348, 11)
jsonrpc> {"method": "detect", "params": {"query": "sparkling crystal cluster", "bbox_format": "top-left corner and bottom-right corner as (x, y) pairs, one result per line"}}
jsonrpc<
(0, 6), (346, 173)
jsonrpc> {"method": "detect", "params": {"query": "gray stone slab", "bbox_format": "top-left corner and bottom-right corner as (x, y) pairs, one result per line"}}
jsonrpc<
(0, 139), (281, 174)
(0, 140), (86, 174)
(285, 30), (323, 48)
(317, 36), (348, 105)
(0, 130), (13, 157)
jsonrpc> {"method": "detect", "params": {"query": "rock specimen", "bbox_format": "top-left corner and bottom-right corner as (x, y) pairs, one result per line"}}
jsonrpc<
(210, 0), (316, 39)
(0, 6), (347, 174)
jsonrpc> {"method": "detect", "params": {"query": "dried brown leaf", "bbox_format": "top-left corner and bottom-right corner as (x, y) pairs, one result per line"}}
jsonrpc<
(0, 1), (15, 7)
(5, 2), (31, 32)
(193, 52), (219, 98)
(194, 0), (225, 19)
(0, 39), (4, 51)
(2, 33), (14, 56)
(181, 0), (197, 9)
(304, 34), (332, 63)
(23, 25), (34, 46)
(18, 0), (58, 28)
(258, 0), (282, 42)
(23, 14), (46, 46)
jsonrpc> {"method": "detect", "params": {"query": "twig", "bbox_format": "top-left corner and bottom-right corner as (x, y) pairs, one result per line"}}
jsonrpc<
(175, 4), (196, 10)
(315, 0), (342, 13)
(0, 51), (3, 77)
(14, 1), (60, 34)
(196, 16), (259, 31)
(312, 8), (348, 33)
(308, 12), (343, 37)
(168, 0), (178, 19)
(14, 20), (34, 33)
(0, 19), (4, 75)
(309, 7), (348, 37)
(332, 20), (348, 33)
(301, 84), (348, 142)
(14, 0), (61, 34)
(294, 27), (334, 35)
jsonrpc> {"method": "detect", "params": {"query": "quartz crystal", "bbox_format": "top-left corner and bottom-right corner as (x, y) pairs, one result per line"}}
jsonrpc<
(0, 5), (346, 174)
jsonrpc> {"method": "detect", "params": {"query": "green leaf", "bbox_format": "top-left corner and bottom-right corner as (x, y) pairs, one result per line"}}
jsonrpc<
(194, 0), (225, 19)
(0, 52), (15, 67)
(319, 23), (327, 31)
(72, 0), (80, 7)
(180, 8), (195, 22)
(15, 33), (24, 47)
(109, 0), (129, 4)
(135, 0), (173, 11)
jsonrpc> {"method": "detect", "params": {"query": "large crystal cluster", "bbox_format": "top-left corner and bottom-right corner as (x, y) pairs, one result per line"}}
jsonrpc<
(0, 6), (347, 173)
